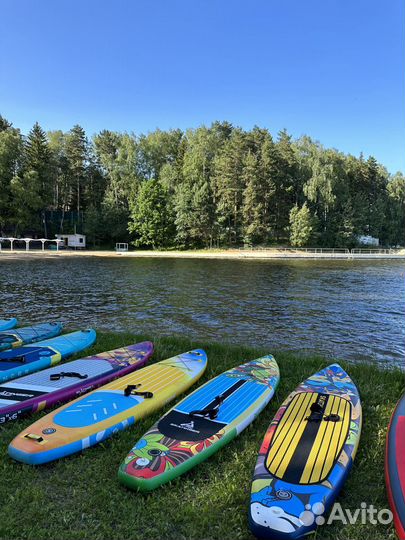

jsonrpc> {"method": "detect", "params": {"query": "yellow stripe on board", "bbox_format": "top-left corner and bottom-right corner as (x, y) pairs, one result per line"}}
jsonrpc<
(274, 394), (319, 479)
(265, 393), (310, 471)
(335, 399), (351, 461)
(104, 364), (182, 392)
(272, 394), (306, 447)
(304, 396), (337, 483)
(266, 392), (352, 485)
(265, 392), (318, 475)
(319, 397), (347, 480)
(300, 395), (351, 484)
(270, 393), (309, 448)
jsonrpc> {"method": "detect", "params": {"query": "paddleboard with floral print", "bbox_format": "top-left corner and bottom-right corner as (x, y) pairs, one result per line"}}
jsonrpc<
(118, 355), (280, 491)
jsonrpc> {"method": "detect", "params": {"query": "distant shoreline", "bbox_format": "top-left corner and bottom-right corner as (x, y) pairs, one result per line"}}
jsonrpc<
(1, 248), (405, 260)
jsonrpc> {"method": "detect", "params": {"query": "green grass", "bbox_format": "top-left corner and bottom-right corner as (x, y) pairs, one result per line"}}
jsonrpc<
(0, 332), (402, 540)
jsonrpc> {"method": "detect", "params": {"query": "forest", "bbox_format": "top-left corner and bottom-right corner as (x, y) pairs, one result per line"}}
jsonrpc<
(0, 114), (404, 248)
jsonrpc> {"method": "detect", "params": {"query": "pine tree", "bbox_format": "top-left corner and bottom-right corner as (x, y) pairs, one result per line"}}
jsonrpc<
(174, 127), (217, 247)
(65, 125), (89, 229)
(275, 129), (299, 240)
(259, 134), (279, 240)
(212, 129), (246, 245)
(23, 122), (52, 235)
(0, 115), (12, 132)
(242, 151), (265, 245)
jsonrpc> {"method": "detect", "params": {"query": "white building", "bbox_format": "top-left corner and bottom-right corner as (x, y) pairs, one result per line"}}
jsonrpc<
(357, 235), (379, 246)
(55, 234), (86, 249)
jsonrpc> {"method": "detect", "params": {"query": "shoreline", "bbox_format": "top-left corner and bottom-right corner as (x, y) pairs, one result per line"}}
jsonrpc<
(1, 248), (405, 260)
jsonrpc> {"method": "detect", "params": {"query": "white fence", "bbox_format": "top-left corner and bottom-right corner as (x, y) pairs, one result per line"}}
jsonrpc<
(239, 246), (402, 255)
(351, 248), (400, 254)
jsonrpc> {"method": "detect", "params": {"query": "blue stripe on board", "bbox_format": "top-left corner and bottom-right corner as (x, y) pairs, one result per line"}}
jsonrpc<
(177, 375), (239, 413)
(177, 374), (268, 424)
(216, 381), (266, 423)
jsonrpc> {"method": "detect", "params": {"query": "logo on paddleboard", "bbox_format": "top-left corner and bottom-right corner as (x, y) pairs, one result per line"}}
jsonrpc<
(180, 421), (195, 430)
(42, 428), (56, 435)
(169, 420), (200, 434)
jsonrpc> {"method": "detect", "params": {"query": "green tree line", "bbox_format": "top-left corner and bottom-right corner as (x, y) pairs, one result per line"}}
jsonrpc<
(0, 115), (404, 248)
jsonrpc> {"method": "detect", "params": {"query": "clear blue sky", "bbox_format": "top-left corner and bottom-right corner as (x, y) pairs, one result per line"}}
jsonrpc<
(1, 0), (404, 173)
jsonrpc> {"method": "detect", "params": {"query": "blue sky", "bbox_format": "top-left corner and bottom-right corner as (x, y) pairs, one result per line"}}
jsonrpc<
(1, 0), (404, 172)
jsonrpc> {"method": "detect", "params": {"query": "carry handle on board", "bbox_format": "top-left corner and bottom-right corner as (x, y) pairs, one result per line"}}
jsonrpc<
(24, 433), (44, 443)
(305, 402), (341, 422)
(189, 394), (225, 420)
(124, 384), (154, 399)
(50, 372), (88, 381)
(0, 349), (49, 363)
(1, 355), (27, 363)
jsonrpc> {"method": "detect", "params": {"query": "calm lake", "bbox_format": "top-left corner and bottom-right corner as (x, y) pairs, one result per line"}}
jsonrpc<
(1, 256), (404, 368)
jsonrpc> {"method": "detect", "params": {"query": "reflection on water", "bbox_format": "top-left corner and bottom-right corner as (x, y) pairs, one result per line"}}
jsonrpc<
(1, 256), (404, 368)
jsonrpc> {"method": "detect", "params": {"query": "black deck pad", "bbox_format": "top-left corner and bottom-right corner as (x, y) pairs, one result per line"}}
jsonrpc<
(158, 409), (227, 441)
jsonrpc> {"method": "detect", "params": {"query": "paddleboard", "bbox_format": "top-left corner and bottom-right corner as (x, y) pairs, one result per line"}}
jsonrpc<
(0, 341), (153, 424)
(118, 355), (280, 491)
(249, 363), (362, 540)
(386, 393), (405, 540)
(0, 322), (63, 352)
(8, 349), (207, 465)
(0, 318), (18, 331)
(0, 329), (96, 384)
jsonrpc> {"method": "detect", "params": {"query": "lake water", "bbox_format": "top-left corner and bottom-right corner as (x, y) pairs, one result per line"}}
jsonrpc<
(1, 256), (404, 368)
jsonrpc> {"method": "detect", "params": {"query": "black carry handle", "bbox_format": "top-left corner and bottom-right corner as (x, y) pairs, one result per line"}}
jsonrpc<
(50, 372), (88, 381)
(189, 394), (225, 420)
(1, 355), (27, 363)
(324, 413), (341, 422)
(1, 349), (43, 364)
(124, 384), (153, 399)
(305, 402), (340, 422)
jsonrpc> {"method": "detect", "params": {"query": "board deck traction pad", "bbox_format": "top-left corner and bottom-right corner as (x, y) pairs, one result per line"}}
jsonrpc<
(385, 392), (405, 540)
(0, 341), (153, 423)
(249, 363), (362, 540)
(8, 349), (207, 465)
(265, 392), (351, 485)
(0, 329), (96, 384)
(0, 322), (63, 352)
(118, 354), (280, 491)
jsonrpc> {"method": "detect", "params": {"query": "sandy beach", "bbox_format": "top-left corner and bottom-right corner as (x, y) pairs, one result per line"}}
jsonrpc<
(1, 248), (404, 260)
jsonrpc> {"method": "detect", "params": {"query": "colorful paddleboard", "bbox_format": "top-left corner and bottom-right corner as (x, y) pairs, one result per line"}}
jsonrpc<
(0, 341), (153, 424)
(118, 355), (280, 491)
(249, 364), (362, 540)
(9, 349), (207, 465)
(0, 322), (63, 352)
(386, 393), (405, 540)
(0, 318), (18, 331)
(0, 329), (96, 384)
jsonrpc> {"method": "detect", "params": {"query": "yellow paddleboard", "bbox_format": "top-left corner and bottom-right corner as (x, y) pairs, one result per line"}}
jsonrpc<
(8, 349), (207, 465)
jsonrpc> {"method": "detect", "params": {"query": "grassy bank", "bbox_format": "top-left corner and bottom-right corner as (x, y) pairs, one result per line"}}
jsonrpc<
(0, 332), (402, 540)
